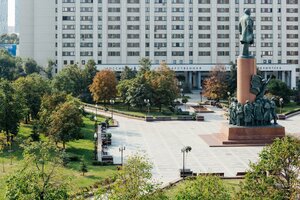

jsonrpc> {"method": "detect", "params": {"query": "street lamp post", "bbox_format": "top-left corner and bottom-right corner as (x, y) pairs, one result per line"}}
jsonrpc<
(227, 91), (231, 106)
(181, 146), (192, 178)
(119, 146), (126, 166)
(144, 99), (150, 115)
(94, 132), (98, 160)
(279, 98), (284, 114)
(199, 86), (203, 103)
(110, 99), (115, 120)
(94, 104), (98, 132)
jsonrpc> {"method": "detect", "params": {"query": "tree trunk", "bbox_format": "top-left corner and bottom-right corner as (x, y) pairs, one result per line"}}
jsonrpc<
(63, 142), (66, 150)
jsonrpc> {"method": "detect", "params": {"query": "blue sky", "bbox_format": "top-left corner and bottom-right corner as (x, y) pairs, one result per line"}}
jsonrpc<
(8, 0), (15, 26)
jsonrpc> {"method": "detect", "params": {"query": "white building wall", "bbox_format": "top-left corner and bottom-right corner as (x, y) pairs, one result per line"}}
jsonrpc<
(19, 0), (300, 84)
(0, 0), (8, 35)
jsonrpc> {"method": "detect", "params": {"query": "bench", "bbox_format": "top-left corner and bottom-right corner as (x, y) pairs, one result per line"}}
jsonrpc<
(180, 169), (194, 178)
(277, 114), (286, 120)
(196, 115), (205, 121)
(236, 172), (246, 176)
(145, 116), (154, 122)
(177, 116), (194, 121)
(155, 116), (172, 121)
(198, 172), (224, 177)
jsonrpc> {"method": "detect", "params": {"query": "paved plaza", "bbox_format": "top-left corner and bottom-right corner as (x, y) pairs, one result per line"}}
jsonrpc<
(98, 106), (299, 184)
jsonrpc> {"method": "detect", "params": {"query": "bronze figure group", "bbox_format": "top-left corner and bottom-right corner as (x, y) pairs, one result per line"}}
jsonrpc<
(229, 97), (277, 127)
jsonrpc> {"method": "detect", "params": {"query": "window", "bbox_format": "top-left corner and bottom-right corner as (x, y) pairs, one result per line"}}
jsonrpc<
(218, 51), (230, 56)
(198, 51), (210, 56)
(108, 52), (120, 56)
(261, 0), (272, 3)
(127, 51), (140, 56)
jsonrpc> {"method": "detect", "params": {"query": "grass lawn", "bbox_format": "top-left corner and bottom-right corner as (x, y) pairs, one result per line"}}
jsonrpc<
(277, 102), (300, 115)
(0, 115), (117, 199)
(164, 178), (242, 199)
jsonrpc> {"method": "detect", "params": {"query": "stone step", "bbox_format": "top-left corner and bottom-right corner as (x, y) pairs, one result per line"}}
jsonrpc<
(223, 139), (274, 145)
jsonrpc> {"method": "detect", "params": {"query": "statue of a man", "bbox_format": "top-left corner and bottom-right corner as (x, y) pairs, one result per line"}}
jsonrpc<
(254, 99), (264, 126)
(239, 9), (254, 57)
(244, 100), (254, 126)
(236, 103), (244, 126)
(270, 97), (278, 125)
(229, 98), (237, 125)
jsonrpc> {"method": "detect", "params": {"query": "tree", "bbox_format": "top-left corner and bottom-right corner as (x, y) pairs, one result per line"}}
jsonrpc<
(120, 66), (136, 80)
(0, 79), (25, 143)
(52, 65), (85, 98)
(89, 69), (117, 103)
(79, 157), (88, 176)
(203, 66), (229, 101)
(44, 60), (55, 79)
(0, 33), (19, 44)
(98, 154), (166, 200)
(30, 121), (40, 142)
(81, 60), (98, 102)
(117, 79), (132, 104)
(5, 141), (70, 200)
(125, 75), (152, 110)
(139, 57), (152, 73)
(0, 50), (19, 80)
(48, 101), (83, 149)
(237, 136), (300, 200)
(267, 79), (293, 103)
(175, 175), (231, 200)
(23, 58), (40, 75)
(13, 74), (50, 122)
(38, 92), (71, 133)
(149, 63), (179, 111)
(228, 62), (237, 95)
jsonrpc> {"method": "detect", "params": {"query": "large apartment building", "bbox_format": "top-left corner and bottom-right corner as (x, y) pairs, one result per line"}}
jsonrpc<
(19, 0), (300, 89)
(0, 0), (8, 35)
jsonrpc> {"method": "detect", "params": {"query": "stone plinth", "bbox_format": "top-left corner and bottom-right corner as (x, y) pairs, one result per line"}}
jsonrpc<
(237, 57), (257, 104)
(221, 124), (285, 145)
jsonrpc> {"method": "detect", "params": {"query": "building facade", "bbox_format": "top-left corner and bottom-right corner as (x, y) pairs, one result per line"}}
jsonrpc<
(0, 0), (8, 35)
(19, 0), (300, 88)
(15, 0), (20, 33)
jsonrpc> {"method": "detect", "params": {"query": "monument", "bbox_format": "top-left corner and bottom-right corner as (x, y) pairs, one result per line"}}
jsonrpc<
(220, 9), (285, 145)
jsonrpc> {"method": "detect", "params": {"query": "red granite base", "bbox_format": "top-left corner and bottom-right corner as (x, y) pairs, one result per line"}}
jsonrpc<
(221, 124), (285, 145)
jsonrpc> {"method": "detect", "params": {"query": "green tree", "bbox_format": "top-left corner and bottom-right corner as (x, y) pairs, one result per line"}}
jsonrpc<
(267, 79), (293, 103)
(117, 79), (132, 104)
(79, 157), (88, 176)
(81, 60), (98, 102)
(52, 65), (85, 98)
(237, 136), (300, 200)
(23, 58), (40, 75)
(149, 63), (179, 111)
(139, 57), (152, 73)
(38, 92), (70, 133)
(125, 75), (152, 110)
(0, 33), (19, 44)
(5, 141), (70, 200)
(89, 69), (117, 103)
(203, 66), (229, 101)
(120, 66), (136, 80)
(228, 62), (237, 95)
(98, 154), (166, 200)
(48, 101), (83, 149)
(176, 175), (230, 200)
(13, 74), (50, 122)
(0, 50), (19, 80)
(175, 175), (231, 200)
(44, 60), (55, 79)
(0, 79), (25, 142)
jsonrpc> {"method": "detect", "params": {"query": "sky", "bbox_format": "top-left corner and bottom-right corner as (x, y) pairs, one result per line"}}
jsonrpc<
(8, 0), (15, 26)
